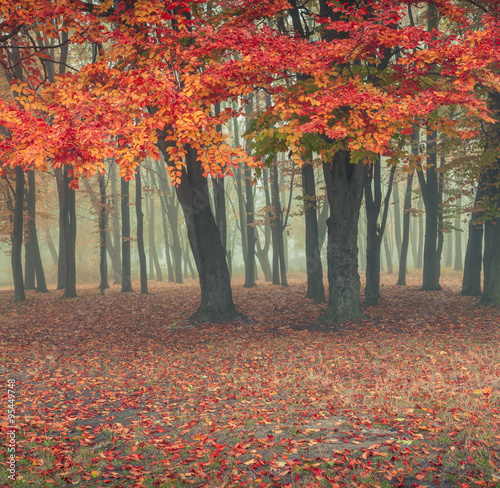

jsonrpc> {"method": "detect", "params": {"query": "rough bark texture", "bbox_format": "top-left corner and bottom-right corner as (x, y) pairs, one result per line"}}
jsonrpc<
(121, 178), (133, 292)
(157, 137), (240, 322)
(302, 163), (325, 302)
(12, 166), (25, 302)
(320, 151), (367, 324)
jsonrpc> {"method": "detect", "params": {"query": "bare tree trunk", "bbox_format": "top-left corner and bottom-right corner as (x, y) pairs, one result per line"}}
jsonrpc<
(99, 173), (109, 294)
(136, 168), (148, 294)
(12, 167), (25, 302)
(121, 178), (133, 292)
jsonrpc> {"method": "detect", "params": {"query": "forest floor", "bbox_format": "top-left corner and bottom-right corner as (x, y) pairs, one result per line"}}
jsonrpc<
(1, 271), (499, 488)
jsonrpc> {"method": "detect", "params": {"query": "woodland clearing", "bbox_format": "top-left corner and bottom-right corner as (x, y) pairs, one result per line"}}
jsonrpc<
(1, 272), (499, 487)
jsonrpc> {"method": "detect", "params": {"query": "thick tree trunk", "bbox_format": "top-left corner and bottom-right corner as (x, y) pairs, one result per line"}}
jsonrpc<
(99, 173), (109, 294)
(136, 168), (148, 294)
(121, 178), (133, 292)
(462, 181), (484, 296)
(302, 163), (325, 302)
(480, 215), (500, 305)
(12, 167), (25, 302)
(158, 139), (240, 322)
(320, 151), (367, 323)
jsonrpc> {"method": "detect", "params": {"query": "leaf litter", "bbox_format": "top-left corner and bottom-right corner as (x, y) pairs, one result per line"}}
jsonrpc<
(1, 272), (499, 487)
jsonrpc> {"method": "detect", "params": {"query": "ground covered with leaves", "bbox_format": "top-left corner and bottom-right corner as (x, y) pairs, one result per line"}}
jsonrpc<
(1, 272), (499, 488)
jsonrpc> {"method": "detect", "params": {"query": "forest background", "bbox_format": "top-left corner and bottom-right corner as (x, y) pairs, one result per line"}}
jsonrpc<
(1, 0), (500, 487)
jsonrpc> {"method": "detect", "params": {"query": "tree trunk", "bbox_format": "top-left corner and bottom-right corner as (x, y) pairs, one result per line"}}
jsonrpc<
(11, 166), (25, 302)
(158, 137), (240, 322)
(148, 172), (163, 281)
(397, 170), (415, 286)
(321, 151), (367, 323)
(243, 99), (256, 288)
(364, 159), (395, 305)
(121, 178), (133, 292)
(270, 162), (281, 285)
(480, 215), (500, 305)
(392, 179), (402, 263)
(158, 190), (175, 282)
(461, 179), (485, 296)
(56, 168), (67, 290)
(417, 129), (442, 290)
(110, 165), (122, 284)
(62, 167), (77, 298)
(99, 173), (109, 294)
(454, 197), (463, 271)
(26, 171), (48, 292)
(136, 168), (148, 294)
(155, 159), (183, 283)
(302, 163), (325, 302)
(44, 229), (58, 267)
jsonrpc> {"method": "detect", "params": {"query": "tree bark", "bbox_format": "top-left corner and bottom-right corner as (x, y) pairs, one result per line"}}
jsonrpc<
(11, 167), (25, 302)
(62, 167), (77, 298)
(121, 178), (133, 292)
(243, 99), (256, 288)
(417, 129), (442, 290)
(25, 171), (48, 292)
(136, 168), (148, 294)
(454, 197), (463, 271)
(110, 164), (122, 284)
(364, 158), (395, 305)
(397, 172), (414, 285)
(302, 163), (325, 302)
(461, 181), (484, 296)
(157, 137), (240, 322)
(99, 173), (109, 294)
(148, 171), (163, 281)
(320, 151), (367, 323)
